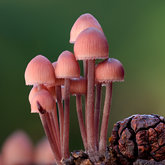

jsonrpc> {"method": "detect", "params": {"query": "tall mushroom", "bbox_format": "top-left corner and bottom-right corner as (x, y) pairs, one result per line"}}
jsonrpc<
(95, 58), (124, 155)
(70, 13), (104, 131)
(74, 27), (109, 157)
(70, 77), (87, 150)
(55, 50), (80, 159)
(24, 55), (61, 163)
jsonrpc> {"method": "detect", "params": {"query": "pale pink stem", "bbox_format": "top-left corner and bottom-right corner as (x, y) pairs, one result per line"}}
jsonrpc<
(62, 79), (70, 159)
(56, 86), (64, 152)
(76, 94), (87, 150)
(99, 82), (112, 154)
(94, 83), (102, 150)
(86, 60), (96, 153)
(83, 60), (88, 130)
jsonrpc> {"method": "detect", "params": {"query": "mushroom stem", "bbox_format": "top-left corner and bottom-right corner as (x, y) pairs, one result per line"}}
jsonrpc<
(56, 86), (64, 152)
(99, 82), (112, 154)
(49, 112), (61, 155)
(83, 60), (88, 130)
(51, 104), (61, 146)
(62, 79), (70, 159)
(94, 83), (102, 150)
(76, 94), (87, 150)
(87, 60), (96, 153)
(37, 103), (62, 164)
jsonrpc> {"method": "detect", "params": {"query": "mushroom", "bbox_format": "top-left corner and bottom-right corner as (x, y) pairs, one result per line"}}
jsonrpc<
(24, 55), (61, 163)
(31, 89), (62, 164)
(95, 58), (124, 155)
(25, 55), (56, 86)
(55, 50), (80, 159)
(34, 137), (55, 165)
(70, 13), (103, 44)
(70, 77), (87, 150)
(74, 27), (109, 156)
(1, 131), (33, 165)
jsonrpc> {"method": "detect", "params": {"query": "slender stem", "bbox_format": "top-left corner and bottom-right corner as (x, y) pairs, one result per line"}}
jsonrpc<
(99, 82), (112, 154)
(49, 112), (61, 155)
(56, 85), (64, 152)
(87, 60), (96, 153)
(39, 113), (62, 164)
(94, 83), (102, 150)
(76, 94), (87, 150)
(62, 79), (70, 159)
(51, 104), (60, 144)
(83, 60), (88, 130)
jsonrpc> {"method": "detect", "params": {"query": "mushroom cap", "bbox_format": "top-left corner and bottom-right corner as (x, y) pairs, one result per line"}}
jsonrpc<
(2, 131), (33, 165)
(70, 13), (103, 43)
(52, 62), (64, 85)
(34, 137), (55, 164)
(28, 85), (47, 104)
(55, 50), (80, 79)
(31, 89), (55, 113)
(70, 77), (87, 95)
(25, 55), (56, 86)
(74, 27), (109, 60)
(95, 58), (124, 83)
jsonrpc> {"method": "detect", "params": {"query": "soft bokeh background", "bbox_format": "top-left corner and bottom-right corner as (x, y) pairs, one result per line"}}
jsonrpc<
(0, 0), (165, 151)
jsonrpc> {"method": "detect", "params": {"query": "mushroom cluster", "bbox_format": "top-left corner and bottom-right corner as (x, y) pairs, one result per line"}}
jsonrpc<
(24, 13), (124, 164)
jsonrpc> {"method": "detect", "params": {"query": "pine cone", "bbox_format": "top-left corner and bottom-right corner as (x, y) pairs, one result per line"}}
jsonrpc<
(109, 114), (165, 165)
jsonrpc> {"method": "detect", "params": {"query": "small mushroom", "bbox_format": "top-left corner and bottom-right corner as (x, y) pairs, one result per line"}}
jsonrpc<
(1, 131), (33, 165)
(34, 137), (55, 165)
(55, 50), (80, 159)
(70, 77), (87, 150)
(95, 58), (124, 155)
(70, 13), (103, 44)
(31, 89), (62, 164)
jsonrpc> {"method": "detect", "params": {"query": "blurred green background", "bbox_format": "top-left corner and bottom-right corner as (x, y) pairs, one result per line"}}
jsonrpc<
(0, 0), (165, 151)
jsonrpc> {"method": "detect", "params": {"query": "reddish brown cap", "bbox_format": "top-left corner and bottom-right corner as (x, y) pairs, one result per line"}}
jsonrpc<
(34, 137), (55, 164)
(74, 27), (109, 60)
(2, 131), (33, 165)
(70, 13), (103, 43)
(31, 89), (55, 113)
(25, 55), (56, 86)
(55, 50), (80, 78)
(70, 77), (87, 95)
(95, 58), (124, 83)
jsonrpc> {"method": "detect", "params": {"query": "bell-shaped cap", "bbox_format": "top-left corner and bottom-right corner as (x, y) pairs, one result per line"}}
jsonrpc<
(74, 27), (109, 60)
(25, 55), (56, 86)
(70, 13), (103, 43)
(2, 131), (33, 165)
(52, 61), (64, 86)
(55, 50), (80, 79)
(31, 89), (55, 113)
(28, 85), (47, 104)
(70, 77), (87, 95)
(95, 58), (124, 83)
(34, 137), (55, 165)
